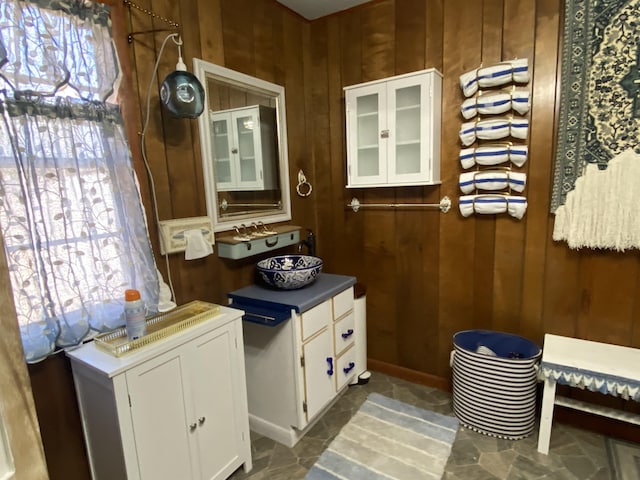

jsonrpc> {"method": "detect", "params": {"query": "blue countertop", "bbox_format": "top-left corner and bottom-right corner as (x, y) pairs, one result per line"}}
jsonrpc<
(228, 273), (356, 314)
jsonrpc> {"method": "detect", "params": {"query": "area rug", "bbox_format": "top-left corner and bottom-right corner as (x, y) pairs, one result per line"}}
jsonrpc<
(551, 0), (640, 213)
(606, 437), (640, 480)
(305, 393), (459, 480)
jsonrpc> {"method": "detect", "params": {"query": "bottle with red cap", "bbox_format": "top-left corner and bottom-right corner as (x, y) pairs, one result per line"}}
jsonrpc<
(124, 289), (147, 341)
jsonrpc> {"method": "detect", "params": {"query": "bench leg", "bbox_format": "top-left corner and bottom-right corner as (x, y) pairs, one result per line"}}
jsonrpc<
(537, 378), (557, 454)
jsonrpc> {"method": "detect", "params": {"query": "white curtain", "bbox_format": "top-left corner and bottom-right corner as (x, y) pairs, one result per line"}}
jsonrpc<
(0, 0), (159, 363)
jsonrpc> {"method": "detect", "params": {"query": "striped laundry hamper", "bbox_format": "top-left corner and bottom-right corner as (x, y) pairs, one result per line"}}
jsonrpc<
(451, 330), (542, 439)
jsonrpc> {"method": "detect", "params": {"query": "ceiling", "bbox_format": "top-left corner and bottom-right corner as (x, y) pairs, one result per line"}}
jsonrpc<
(276, 0), (374, 20)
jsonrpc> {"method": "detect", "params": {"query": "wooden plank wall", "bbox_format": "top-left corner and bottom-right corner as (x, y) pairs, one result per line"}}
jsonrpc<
(26, 0), (640, 478)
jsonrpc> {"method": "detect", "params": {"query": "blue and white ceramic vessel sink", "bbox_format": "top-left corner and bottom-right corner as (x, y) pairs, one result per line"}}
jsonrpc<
(256, 255), (323, 290)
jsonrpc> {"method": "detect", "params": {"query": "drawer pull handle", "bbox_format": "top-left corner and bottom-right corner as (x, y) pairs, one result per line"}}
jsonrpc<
(265, 236), (279, 247)
(189, 422), (197, 432)
(326, 357), (334, 376)
(343, 362), (355, 374)
(198, 416), (206, 425)
(341, 329), (354, 339)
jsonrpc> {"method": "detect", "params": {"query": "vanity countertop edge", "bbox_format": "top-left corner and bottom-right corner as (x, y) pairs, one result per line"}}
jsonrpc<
(228, 273), (356, 314)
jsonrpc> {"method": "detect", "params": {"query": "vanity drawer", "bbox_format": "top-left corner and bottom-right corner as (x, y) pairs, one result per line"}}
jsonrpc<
(333, 311), (355, 356)
(300, 299), (331, 342)
(332, 287), (354, 320)
(335, 345), (357, 391)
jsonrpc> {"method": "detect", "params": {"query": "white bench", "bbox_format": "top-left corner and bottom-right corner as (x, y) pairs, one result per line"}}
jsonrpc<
(537, 333), (640, 454)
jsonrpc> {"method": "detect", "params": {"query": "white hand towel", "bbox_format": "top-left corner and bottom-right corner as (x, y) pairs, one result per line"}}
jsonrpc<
(459, 195), (508, 216)
(508, 172), (527, 193)
(460, 91), (530, 119)
(509, 118), (529, 139)
(459, 171), (527, 194)
(507, 196), (528, 219)
(460, 118), (529, 146)
(459, 59), (529, 98)
(460, 68), (479, 97)
(459, 194), (527, 218)
(459, 121), (480, 146)
(509, 145), (528, 167)
(184, 228), (213, 260)
(477, 58), (530, 88)
(459, 195), (476, 217)
(460, 146), (507, 169)
(459, 145), (529, 169)
(511, 90), (531, 115)
(459, 172), (477, 193)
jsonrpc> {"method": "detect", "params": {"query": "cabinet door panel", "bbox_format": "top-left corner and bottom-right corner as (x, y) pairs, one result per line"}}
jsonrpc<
(387, 77), (430, 183)
(233, 110), (262, 188)
(346, 84), (387, 186)
(302, 328), (335, 422)
(127, 351), (194, 480)
(211, 115), (235, 191)
(191, 327), (241, 480)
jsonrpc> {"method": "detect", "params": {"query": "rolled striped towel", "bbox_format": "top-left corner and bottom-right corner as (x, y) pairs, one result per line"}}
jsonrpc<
(459, 145), (529, 169)
(459, 59), (530, 97)
(459, 171), (527, 194)
(459, 194), (527, 219)
(461, 90), (530, 119)
(459, 118), (529, 146)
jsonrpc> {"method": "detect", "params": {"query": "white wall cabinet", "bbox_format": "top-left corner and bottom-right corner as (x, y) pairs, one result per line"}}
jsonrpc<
(234, 277), (357, 447)
(344, 68), (442, 187)
(67, 306), (252, 480)
(210, 105), (277, 191)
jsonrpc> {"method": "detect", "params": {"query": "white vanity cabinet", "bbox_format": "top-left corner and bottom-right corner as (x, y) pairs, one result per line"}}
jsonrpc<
(344, 68), (442, 187)
(66, 306), (252, 480)
(228, 274), (357, 447)
(210, 104), (277, 192)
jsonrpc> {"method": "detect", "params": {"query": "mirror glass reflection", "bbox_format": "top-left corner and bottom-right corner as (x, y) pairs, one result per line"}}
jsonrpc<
(193, 58), (291, 233)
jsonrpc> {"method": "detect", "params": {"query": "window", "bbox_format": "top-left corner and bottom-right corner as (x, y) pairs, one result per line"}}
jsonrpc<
(0, 0), (158, 363)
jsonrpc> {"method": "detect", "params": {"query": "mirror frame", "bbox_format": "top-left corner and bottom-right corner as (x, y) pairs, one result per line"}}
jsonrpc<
(193, 58), (292, 233)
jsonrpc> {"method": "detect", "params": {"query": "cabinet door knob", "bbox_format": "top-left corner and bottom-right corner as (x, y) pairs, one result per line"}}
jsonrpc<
(326, 357), (334, 376)
(198, 416), (206, 425)
(341, 329), (354, 339)
(380, 129), (390, 138)
(231, 147), (238, 154)
(189, 423), (197, 432)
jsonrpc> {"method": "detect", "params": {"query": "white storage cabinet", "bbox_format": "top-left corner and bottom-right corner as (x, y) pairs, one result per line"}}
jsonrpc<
(210, 104), (277, 192)
(344, 68), (442, 187)
(67, 306), (252, 480)
(238, 281), (357, 447)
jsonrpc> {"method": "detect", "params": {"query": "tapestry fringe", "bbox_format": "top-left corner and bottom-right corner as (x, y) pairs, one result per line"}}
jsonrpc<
(553, 149), (640, 251)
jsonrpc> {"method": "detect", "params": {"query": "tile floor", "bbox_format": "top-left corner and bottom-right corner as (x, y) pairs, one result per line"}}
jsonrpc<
(229, 371), (614, 479)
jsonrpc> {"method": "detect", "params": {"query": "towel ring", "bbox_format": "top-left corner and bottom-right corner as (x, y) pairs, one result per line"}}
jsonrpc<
(296, 169), (313, 197)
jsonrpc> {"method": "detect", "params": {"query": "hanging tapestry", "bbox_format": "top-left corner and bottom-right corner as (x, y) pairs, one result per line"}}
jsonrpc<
(552, 0), (640, 211)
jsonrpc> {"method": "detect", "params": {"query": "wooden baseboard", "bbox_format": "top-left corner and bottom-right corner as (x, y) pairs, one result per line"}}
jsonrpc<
(367, 358), (452, 391)
(368, 359), (640, 443)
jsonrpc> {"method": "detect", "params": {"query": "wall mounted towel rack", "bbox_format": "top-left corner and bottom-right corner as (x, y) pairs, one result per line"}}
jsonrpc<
(219, 199), (282, 211)
(347, 196), (451, 213)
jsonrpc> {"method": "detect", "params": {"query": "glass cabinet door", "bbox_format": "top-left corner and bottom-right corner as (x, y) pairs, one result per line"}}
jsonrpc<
(386, 76), (430, 184)
(210, 114), (235, 191)
(233, 110), (263, 190)
(346, 84), (387, 186)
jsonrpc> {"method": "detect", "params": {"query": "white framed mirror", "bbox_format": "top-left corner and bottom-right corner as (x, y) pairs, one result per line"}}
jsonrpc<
(193, 58), (291, 233)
